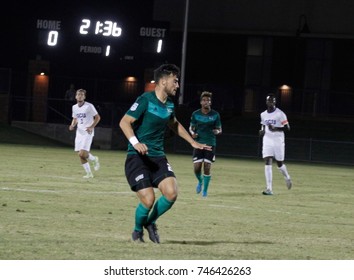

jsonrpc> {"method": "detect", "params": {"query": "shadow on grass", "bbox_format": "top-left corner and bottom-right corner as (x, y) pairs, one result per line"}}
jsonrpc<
(216, 192), (260, 197)
(166, 240), (275, 245)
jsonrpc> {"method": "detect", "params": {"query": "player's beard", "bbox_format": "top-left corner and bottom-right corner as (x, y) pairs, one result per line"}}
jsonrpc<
(167, 87), (177, 97)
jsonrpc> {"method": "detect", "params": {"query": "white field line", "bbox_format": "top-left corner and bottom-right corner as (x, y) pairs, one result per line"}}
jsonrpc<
(0, 187), (131, 195)
(1, 186), (343, 219)
(209, 203), (292, 214)
(0, 186), (315, 216)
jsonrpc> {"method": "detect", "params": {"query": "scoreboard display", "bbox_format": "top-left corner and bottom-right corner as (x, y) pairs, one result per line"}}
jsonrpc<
(32, 15), (170, 78)
(35, 18), (169, 57)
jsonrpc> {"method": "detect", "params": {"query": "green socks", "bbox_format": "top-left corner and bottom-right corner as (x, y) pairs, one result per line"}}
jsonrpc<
(134, 203), (150, 231)
(146, 195), (175, 225)
(203, 175), (211, 194)
(195, 172), (203, 184)
(134, 196), (175, 231)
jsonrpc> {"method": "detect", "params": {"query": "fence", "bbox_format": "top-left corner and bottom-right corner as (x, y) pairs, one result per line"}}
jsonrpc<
(4, 68), (354, 165)
(7, 94), (354, 165)
(173, 133), (354, 166)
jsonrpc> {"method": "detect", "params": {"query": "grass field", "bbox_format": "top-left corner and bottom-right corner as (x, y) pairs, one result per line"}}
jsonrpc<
(1, 142), (353, 260)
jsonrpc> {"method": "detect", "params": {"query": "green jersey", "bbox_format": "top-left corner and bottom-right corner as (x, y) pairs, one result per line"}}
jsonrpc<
(125, 91), (175, 156)
(190, 109), (222, 146)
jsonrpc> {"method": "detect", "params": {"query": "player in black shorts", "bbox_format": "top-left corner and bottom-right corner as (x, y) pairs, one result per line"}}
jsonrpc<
(119, 64), (211, 243)
(189, 91), (222, 197)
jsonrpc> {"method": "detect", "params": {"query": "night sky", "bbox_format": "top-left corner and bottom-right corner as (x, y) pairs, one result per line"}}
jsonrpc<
(2, 0), (354, 116)
(1, 0), (163, 78)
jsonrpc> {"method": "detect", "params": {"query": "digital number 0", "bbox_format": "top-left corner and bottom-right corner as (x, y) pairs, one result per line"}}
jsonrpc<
(47, 31), (58, 46)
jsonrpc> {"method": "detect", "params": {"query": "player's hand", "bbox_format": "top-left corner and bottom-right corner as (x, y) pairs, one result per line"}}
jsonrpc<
(259, 129), (265, 136)
(69, 125), (75, 131)
(191, 141), (212, 151)
(133, 142), (149, 155)
(191, 132), (198, 139)
(268, 125), (277, 132)
(213, 129), (221, 135)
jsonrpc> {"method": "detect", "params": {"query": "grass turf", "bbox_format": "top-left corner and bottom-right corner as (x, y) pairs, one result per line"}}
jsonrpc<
(0, 143), (353, 260)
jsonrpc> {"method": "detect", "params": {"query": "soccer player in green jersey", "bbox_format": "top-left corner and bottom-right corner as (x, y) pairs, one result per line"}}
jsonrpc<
(119, 64), (211, 243)
(189, 91), (222, 197)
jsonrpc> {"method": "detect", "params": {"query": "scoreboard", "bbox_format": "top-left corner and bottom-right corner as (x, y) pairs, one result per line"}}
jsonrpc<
(35, 18), (169, 57)
(32, 15), (170, 78)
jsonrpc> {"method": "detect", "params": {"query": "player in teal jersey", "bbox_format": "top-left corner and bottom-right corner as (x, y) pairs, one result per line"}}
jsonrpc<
(189, 91), (222, 197)
(119, 64), (211, 243)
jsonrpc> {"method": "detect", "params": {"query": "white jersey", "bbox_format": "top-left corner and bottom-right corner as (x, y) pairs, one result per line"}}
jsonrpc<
(72, 101), (98, 136)
(260, 107), (288, 142)
(260, 107), (288, 160)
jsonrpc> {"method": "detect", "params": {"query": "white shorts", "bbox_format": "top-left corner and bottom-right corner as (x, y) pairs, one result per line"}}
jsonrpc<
(74, 130), (93, 152)
(262, 139), (285, 161)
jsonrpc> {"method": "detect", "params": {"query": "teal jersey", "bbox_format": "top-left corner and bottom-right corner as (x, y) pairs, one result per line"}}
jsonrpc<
(190, 109), (222, 146)
(125, 91), (175, 156)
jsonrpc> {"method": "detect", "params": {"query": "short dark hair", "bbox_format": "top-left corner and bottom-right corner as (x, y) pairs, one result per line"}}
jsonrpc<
(153, 64), (180, 82)
(266, 94), (276, 102)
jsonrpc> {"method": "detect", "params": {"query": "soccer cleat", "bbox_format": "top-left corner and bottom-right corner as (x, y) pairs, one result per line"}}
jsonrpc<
(83, 172), (93, 179)
(93, 156), (100, 171)
(286, 178), (292, 190)
(144, 223), (160, 244)
(196, 183), (202, 194)
(262, 189), (273, 195)
(132, 230), (145, 242)
(202, 191), (208, 198)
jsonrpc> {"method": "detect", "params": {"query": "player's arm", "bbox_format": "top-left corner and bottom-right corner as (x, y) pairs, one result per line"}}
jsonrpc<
(86, 113), (101, 134)
(119, 114), (148, 155)
(268, 123), (290, 132)
(92, 113), (101, 127)
(169, 117), (211, 150)
(213, 113), (222, 135)
(189, 113), (198, 138)
(189, 125), (198, 138)
(213, 127), (222, 135)
(69, 118), (78, 131)
(259, 125), (265, 136)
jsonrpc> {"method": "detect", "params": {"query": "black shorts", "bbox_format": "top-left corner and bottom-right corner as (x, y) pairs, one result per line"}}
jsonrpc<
(124, 154), (176, 192)
(192, 146), (216, 163)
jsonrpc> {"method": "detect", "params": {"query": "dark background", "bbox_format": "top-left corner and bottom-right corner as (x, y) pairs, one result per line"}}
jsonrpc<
(2, 0), (354, 85)
(2, 0), (354, 124)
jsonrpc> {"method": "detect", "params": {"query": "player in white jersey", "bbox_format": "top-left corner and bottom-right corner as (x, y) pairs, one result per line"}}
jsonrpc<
(69, 89), (101, 178)
(259, 94), (292, 195)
